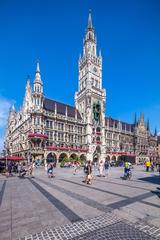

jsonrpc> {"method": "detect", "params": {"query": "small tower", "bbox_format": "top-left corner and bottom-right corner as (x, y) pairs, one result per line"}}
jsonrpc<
(33, 60), (43, 109)
(23, 75), (32, 111)
(147, 119), (150, 131)
(139, 112), (145, 127)
(134, 113), (137, 125)
(154, 128), (157, 136)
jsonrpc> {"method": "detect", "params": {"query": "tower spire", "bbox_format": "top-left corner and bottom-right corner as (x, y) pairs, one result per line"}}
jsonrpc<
(34, 60), (42, 83)
(147, 119), (150, 131)
(154, 128), (157, 136)
(88, 10), (92, 28)
(36, 59), (40, 73)
(134, 112), (137, 125)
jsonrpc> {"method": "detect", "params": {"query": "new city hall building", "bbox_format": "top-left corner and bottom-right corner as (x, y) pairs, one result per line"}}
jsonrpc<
(5, 14), (158, 164)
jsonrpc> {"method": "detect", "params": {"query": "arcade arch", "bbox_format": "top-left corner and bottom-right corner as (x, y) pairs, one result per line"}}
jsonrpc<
(70, 153), (78, 160)
(80, 154), (86, 162)
(111, 155), (117, 161)
(46, 152), (57, 163)
(59, 153), (68, 162)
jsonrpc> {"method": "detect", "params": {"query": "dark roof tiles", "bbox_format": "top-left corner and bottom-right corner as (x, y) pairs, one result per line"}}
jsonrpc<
(43, 98), (82, 120)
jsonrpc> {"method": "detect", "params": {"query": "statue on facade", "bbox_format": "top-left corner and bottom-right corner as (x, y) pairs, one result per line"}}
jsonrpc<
(93, 101), (101, 125)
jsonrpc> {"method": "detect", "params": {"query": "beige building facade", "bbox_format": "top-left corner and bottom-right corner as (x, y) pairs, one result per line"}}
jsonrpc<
(5, 14), (157, 164)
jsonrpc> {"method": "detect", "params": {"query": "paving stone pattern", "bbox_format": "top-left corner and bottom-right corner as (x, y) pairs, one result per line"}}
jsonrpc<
(0, 166), (160, 240)
(17, 213), (157, 240)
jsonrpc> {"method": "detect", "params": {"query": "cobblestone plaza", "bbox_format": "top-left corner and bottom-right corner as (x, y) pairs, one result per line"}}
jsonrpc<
(0, 166), (160, 240)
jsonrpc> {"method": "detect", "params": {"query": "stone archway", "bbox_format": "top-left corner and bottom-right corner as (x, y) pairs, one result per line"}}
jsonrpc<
(46, 153), (57, 163)
(117, 155), (124, 167)
(111, 155), (116, 161)
(110, 155), (117, 166)
(93, 152), (99, 163)
(80, 154), (86, 162)
(106, 155), (110, 162)
(70, 153), (78, 161)
(59, 153), (68, 162)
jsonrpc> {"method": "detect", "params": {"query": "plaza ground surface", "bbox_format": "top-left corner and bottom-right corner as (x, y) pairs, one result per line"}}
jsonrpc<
(0, 165), (160, 240)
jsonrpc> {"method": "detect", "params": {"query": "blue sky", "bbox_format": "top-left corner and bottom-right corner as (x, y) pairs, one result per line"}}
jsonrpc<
(0, 0), (160, 149)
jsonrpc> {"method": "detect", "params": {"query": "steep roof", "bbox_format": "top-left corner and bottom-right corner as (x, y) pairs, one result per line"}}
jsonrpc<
(43, 98), (82, 120)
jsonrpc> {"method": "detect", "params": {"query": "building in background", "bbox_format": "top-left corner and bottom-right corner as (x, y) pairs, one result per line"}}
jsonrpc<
(4, 14), (157, 164)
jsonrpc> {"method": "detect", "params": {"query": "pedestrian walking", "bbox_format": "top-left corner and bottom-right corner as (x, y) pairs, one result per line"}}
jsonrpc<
(83, 161), (92, 184)
(47, 163), (54, 178)
(98, 160), (104, 177)
(17, 163), (22, 176)
(8, 163), (12, 177)
(104, 161), (109, 177)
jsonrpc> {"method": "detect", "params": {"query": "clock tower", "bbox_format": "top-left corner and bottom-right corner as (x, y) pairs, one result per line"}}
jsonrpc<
(75, 13), (106, 162)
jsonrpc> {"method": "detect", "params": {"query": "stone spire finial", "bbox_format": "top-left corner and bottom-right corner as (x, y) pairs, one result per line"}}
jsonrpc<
(154, 128), (157, 136)
(34, 59), (42, 83)
(26, 75), (31, 88)
(134, 113), (137, 125)
(88, 10), (92, 28)
(139, 112), (144, 125)
(147, 119), (150, 131)
(11, 104), (16, 112)
(36, 59), (40, 73)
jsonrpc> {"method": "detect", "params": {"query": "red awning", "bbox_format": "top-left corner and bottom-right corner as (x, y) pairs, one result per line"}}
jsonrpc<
(28, 133), (48, 138)
(0, 156), (25, 161)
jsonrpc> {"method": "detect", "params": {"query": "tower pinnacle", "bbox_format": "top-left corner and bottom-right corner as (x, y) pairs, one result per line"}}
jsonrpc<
(88, 11), (92, 29)
(34, 60), (42, 84)
(36, 59), (40, 73)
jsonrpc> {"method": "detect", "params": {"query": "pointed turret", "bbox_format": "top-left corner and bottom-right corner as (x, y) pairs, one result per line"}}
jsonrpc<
(33, 60), (43, 108)
(23, 75), (32, 111)
(147, 119), (150, 131)
(33, 60), (43, 94)
(154, 128), (157, 136)
(10, 104), (16, 112)
(134, 113), (137, 125)
(34, 60), (42, 84)
(88, 11), (92, 29)
(139, 112), (144, 126)
(83, 11), (96, 57)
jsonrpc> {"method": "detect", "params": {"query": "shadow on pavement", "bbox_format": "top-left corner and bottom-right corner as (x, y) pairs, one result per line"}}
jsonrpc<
(138, 175), (160, 185)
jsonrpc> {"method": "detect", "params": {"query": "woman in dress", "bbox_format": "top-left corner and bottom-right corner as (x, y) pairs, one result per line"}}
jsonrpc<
(99, 160), (104, 177)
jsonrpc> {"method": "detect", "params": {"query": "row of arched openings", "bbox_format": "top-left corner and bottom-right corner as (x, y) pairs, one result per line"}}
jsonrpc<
(46, 153), (86, 163)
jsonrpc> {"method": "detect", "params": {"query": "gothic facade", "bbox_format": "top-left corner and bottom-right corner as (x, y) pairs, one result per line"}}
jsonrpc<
(5, 14), (157, 164)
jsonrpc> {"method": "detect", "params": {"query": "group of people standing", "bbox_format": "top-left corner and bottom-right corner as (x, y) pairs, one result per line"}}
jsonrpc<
(145, 160), (160, 174)
(6, 161), (36, 178)
(83, 160), (110, 185)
